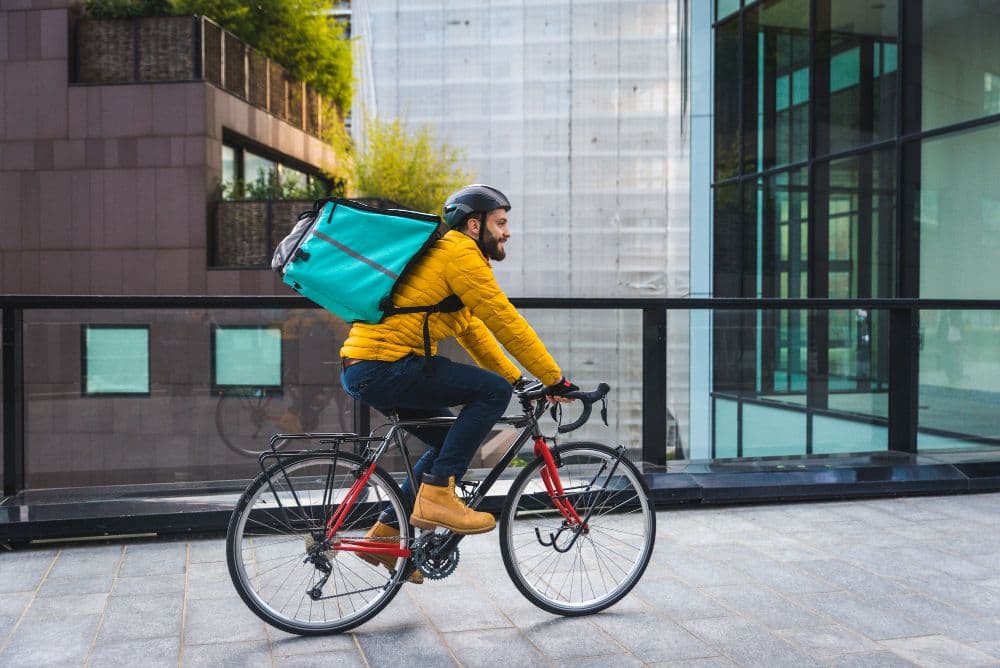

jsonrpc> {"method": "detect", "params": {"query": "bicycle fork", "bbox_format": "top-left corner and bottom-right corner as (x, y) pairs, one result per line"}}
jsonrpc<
(534, 438), (626, 553)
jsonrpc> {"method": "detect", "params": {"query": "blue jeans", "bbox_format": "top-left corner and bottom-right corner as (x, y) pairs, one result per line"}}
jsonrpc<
(341, 355), (512, 523)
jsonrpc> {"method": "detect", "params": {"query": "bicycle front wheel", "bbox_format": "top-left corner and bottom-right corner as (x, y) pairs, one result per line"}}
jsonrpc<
(226, 451), (412, 635)
(499, 442), (655, 616)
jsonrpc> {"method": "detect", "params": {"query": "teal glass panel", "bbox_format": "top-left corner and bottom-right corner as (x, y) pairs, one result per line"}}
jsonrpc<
(215, 326), (282, 388)
(812, 415), (887, 454)
(717, 0), (740, 20)
(742, 402), (806, 456)
(744, 0), (810, 172)
(918, 121), (1000, 298)
(714, 398), (738, 458)
(922, 1), (1000, 131)
(84, 326), (149, 395)
(830, 47), (860, 93)
(819, 1), (897, 153)
(918, 310), (1000, 451)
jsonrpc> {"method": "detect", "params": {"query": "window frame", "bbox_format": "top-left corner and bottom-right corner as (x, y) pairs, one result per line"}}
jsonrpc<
(81, 324), (152, 398)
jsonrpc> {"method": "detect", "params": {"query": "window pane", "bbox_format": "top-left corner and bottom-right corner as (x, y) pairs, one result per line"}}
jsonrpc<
(918, 121), (1000, 298)
(823, 148), (897, 299)
(922, 1), (1000, 131)
(84, 326), (149, 395)
(717, 0), (740, 21)
(817, 0), (898, 154)
(221, 145), (236, 190)
(918, 310), (1000, 453)
(715, 16), (741, 180)
(243, 152), (276, 197)
(743, 0), (810, 173)
(214, 326), (282, 388)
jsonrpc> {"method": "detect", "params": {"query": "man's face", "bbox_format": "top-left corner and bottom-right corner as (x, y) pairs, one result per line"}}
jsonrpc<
(480, 208), (510, 261)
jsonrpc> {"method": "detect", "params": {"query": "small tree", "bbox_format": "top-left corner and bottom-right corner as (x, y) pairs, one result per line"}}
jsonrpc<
(355, 117), (471, 215)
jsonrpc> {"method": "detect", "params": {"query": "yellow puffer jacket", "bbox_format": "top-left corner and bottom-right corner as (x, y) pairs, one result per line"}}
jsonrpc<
(340, 230), (562, 386)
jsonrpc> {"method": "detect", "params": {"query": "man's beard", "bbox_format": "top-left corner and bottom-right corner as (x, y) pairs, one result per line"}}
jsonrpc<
(482, 227), (506, 261)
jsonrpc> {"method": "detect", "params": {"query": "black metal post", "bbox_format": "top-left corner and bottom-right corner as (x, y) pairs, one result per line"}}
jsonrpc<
(2, 306), (25, 497)
(353, 400), (371, 437)
(642, 307), (668, 466)
(888, 306), (919, 453)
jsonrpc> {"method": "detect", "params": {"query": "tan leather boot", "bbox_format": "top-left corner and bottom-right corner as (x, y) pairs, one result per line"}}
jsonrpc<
(358, 522), (423, 584)
(410, 475), (496, 534)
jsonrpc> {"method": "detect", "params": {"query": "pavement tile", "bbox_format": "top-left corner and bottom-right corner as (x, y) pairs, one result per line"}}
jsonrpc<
(795, 591), (927, 640)
(0, 554), (54, 593)
(729, 559), (838, 595)
(183, 595), (267, 645)
(354, 624), (458, 667)
(181, 640), (272, 667)
(119, 541), (188, 577)
(443, 627), (546, 667)
(88, 636), (180, 668)
(557, 654), (645, 668)
(274, 650), (367, 667)
(185, 561), (234, 600)
(406, 582), (511, 632)
(794, 558), (915, 600)
(267, 626), (358, 654)
(38, 572), (116, 597)
(22, 592), (108, 619)
(98, 593), (184, 642)
(188, 538), (226, 564)
(113, 573), (186, 596)
(879, 635), (1000, 668)
(0, 613), (100, 665)
(647, 658), (738, 667)
(0, 592), (32, 641)
(824, 652), (920, 667)
(46, 545), (123, 581)
(875, 593), (1000, 643)
(703, 583), (827, 630)
(632, 576), (730, 621)
(775, 625), (880, 658)
(520, 614), (621, 659)
(681, 616), (822, 667)
(904, 574), (1000, 619)
(592, 609), (717, 663)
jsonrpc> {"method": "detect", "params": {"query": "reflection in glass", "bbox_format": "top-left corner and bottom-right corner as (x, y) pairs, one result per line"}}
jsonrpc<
(711, 309), (891, 459)
(918, 121), (1000, 298)
(715, 16), (740, 179)
(922, 1), (1000, 131)
(919, 310), (1000, 451)
(717, 0), (740, 21)
(744, 0), (810, 173)
(818, 0), (898, 153)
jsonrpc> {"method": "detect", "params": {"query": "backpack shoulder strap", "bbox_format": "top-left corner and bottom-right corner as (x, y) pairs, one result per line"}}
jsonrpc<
(381, 295), (465, 364)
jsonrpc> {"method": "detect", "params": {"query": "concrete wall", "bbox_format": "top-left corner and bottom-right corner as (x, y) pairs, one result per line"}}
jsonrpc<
(0, 0), (339, 296)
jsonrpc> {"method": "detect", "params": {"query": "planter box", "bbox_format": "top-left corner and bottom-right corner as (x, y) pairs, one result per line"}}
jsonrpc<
(215, 200), (312, 267)
(77, 19), (135, 82)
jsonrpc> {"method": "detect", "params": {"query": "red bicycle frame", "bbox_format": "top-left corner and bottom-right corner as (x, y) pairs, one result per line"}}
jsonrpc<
(323, 461), (412, 559)
(534, 437), (586, 527)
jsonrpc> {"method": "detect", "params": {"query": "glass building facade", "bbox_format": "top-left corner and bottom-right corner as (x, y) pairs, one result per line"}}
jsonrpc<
(709, 0), (1000, 456)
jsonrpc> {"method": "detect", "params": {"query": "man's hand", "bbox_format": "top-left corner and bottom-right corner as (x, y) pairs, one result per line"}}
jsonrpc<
(545, 377), (579, 403)
(512, 377), (539, 393)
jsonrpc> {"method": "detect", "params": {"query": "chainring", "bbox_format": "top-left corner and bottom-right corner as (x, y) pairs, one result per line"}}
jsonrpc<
(411, 533), (461, 580)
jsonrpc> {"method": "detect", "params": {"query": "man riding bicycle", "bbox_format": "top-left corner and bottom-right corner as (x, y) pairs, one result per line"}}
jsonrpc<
(339, 184), (578, 575)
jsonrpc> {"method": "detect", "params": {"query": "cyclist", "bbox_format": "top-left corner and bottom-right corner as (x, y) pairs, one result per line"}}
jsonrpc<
(339, 184), (577, 573)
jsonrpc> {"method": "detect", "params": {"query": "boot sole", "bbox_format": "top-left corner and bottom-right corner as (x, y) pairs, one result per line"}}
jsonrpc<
(410, 516), (496, 535)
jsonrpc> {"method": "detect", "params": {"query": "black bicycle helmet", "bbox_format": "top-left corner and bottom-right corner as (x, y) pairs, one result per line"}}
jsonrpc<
(442, 184), (511, 229)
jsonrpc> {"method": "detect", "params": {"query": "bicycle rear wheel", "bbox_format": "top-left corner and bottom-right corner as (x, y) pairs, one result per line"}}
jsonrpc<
(226, 451), (412, 635)
(499, 442), (655, 616)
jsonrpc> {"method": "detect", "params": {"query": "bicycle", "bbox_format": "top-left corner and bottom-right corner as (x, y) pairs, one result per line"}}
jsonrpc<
(225, 381), (656, 635)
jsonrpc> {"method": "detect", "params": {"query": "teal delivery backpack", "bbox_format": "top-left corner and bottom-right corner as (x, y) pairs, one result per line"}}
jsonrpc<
(271, 198), (462, 331)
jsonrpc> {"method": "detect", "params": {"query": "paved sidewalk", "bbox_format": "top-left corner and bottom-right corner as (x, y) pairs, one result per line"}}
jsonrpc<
(3, 493), (1000, 667)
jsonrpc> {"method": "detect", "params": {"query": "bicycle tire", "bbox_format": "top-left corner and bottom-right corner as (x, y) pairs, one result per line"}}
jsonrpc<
(226, 451), (412, 635)
(499, 442), (655, 616)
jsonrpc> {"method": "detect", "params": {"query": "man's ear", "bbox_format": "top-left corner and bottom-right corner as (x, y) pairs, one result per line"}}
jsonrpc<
(467, 217), (481, 238)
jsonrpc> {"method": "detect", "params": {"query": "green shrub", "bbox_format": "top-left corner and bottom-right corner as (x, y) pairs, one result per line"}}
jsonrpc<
(84, 0), (353, 113)
(355, 117), (471, 215)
